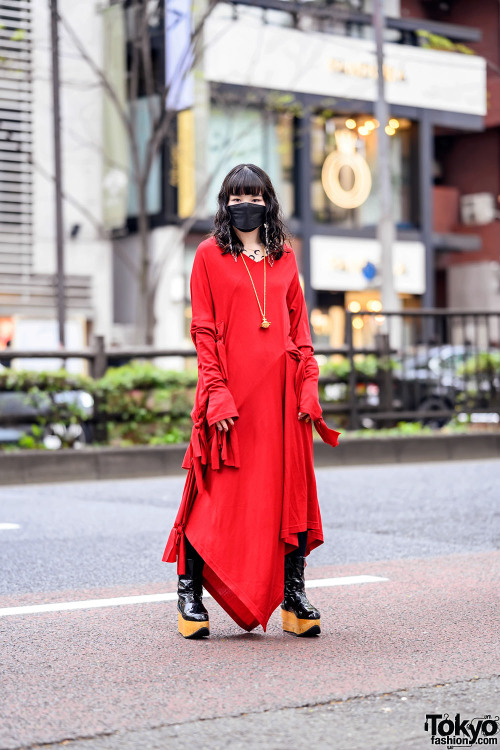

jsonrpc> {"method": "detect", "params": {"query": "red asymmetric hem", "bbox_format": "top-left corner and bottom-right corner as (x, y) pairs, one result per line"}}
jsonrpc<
(162, 236), (340, 632)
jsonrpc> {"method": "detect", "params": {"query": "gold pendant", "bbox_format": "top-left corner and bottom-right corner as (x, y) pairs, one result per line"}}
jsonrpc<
(261, 318), (271, 329)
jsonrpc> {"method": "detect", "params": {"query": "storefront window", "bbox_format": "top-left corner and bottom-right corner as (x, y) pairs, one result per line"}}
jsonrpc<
(205, 104), (295, 218)
(311, 112), (416, 229)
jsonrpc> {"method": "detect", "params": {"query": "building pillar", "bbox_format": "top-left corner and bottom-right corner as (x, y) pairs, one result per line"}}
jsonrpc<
(418, 110), (435, 309)
(295, 106), (315, 311)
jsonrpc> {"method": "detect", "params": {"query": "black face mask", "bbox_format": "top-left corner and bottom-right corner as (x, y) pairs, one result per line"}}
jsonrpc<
(227, 202), (266, 232)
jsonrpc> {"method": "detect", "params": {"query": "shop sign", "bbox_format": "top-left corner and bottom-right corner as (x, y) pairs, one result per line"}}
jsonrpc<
(310, 236), (425, 294)
(204, 11), (486, 116)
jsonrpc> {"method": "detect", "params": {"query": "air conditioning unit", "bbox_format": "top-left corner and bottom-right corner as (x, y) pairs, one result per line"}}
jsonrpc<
(460, 193), (498, 225)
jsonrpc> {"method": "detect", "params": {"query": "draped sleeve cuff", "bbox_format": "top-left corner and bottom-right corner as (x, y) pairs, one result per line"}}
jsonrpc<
(298, 373), (323, 422)
(313, 417), (341, 447)
(181, 408), (240, 495)
(206, 386), (239, 427)
(295, 346), (323, 421)
(286, 337), (341, 448)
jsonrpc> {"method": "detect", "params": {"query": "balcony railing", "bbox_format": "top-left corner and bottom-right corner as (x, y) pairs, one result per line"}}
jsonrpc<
(224, 0), (481, 45)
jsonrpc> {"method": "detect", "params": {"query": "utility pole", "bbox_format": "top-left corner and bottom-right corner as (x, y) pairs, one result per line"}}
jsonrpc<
(373, 0), (400, 328)
(50, 0), (66, 347)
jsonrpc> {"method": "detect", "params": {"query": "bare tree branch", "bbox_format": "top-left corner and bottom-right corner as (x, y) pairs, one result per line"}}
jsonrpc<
(53, 0), (304, 343)
(28, 157), (140, 278)
(56, 8), (133, 143)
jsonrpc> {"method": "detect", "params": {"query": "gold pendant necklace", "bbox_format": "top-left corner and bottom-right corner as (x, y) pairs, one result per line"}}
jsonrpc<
(240, 245), (271, 329)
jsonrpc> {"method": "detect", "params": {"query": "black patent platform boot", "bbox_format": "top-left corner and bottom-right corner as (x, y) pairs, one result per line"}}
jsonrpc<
(281, 553), (321, 637)
(177, 539), (209, 639)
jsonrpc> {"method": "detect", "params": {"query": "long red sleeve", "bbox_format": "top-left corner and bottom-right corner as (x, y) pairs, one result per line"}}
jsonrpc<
(286, 254), (323, 422)
(190, 248), (239, 427)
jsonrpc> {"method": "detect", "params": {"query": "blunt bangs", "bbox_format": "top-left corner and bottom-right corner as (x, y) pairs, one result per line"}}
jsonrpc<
(225, 166), (266, 198)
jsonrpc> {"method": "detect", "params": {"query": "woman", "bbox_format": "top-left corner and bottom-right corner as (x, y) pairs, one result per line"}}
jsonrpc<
(162, 164), (340, 639)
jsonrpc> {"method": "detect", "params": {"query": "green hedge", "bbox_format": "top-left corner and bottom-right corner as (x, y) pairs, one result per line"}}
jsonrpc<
(0, 361), (198, 449)
(1, 351), (498, 449)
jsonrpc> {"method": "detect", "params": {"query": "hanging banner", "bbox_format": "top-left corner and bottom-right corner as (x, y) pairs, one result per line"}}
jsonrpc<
(165, 0), (194, 111)
(102, 4), (128, 230)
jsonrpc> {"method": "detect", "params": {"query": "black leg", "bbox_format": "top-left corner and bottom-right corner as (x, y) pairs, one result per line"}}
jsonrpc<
(286, 529), (307, 557)
(184, 532), (203, 563)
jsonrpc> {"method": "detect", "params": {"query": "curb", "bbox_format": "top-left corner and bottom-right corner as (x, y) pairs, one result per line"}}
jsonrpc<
(0, 433), (498, 486)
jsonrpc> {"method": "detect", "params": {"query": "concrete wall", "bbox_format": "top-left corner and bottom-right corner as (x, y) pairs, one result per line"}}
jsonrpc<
(448, 261), (500, 312)
(112, 225), (187, 358)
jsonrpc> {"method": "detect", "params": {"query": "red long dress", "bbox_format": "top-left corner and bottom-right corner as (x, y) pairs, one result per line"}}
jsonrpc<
(162, 236), (341, 632)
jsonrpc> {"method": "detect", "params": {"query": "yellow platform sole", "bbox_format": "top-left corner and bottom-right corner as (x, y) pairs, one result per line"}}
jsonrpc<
(281, 608), (321, 636)
(178, 611), (210, 638)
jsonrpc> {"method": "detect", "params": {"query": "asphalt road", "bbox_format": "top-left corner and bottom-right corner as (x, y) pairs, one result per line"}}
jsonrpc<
(0, 458), (499, 750)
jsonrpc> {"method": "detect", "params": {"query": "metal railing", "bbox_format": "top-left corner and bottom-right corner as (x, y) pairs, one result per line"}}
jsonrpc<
(340, 309), (500, 429)
(1, 310), (499, 439)
(226, 0), (481, 44)
(0, 336), (197, 379)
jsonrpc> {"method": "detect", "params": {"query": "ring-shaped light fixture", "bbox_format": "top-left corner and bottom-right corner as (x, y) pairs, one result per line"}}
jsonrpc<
(321, 150), (372, 210)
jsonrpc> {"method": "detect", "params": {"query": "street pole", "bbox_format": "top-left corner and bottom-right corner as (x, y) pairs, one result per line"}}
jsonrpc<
(373, 0), (401, 341)
(50, 0), (66, 347)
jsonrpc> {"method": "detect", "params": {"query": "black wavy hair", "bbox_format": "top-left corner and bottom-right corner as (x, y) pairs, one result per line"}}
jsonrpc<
(210, 163), (293, 262)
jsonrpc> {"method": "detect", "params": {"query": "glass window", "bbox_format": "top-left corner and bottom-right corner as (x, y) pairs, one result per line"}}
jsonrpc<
(311, 112), (416, 229)
(233, 3), (295, 29)
(205, 104), (295, 218)
(127, 96), (162, 217)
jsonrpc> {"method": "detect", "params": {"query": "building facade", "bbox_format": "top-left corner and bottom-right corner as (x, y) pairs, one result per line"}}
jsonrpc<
(180, 0), (490, 352)
(401, 0), (500, 313)
(0, 0), (497, 364)
(1, 0), (111, 366)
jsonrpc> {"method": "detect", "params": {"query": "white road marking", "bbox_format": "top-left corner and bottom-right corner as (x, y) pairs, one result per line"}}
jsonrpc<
(0, 575), (388, 618)
(305, 575), (388, 588)
(0, 523), (21, 530)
